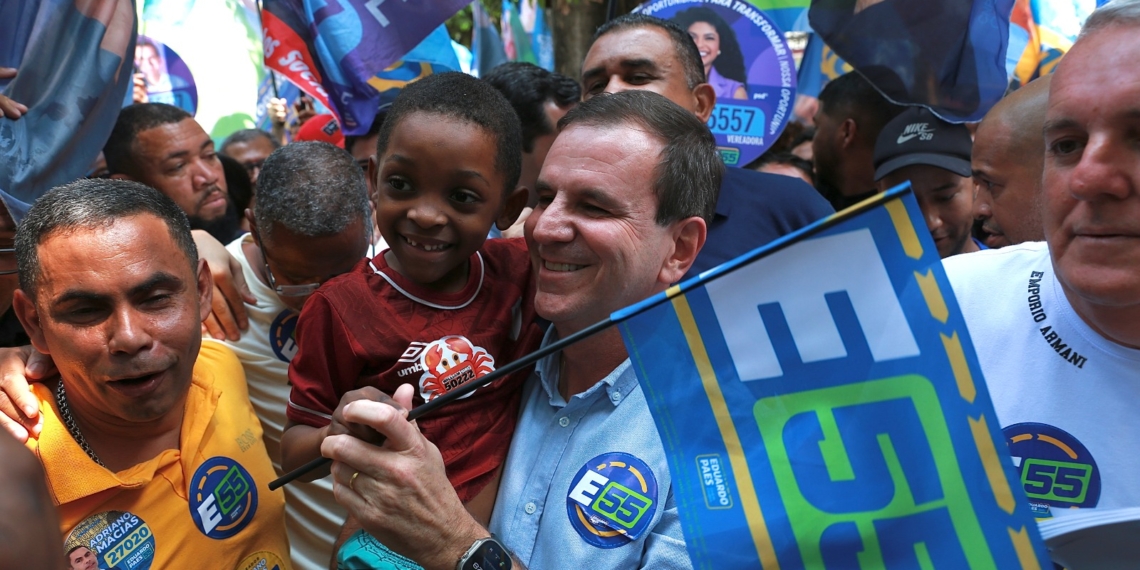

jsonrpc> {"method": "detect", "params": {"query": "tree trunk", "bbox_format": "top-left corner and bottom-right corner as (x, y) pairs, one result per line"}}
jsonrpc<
(549, 0), (607, 82)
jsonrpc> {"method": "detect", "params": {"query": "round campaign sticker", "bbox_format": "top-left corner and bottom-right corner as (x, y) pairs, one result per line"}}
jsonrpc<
(269, 309), (299, 362)
(1004, 422), (1101, 517)
(135, 35), (198, 115)
(236, 551), (289, 570)
(566, 452), (659, 549)
(636, 0), (797, 167)
(189, 456), (259, 540)
(65, 510), (156, 570)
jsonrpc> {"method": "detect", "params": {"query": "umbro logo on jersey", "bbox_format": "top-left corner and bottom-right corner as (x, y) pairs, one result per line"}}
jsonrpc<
(896, 122), (935, 143)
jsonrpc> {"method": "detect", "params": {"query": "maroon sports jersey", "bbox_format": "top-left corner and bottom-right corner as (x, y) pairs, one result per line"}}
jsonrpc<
(288, 238), (542, 502)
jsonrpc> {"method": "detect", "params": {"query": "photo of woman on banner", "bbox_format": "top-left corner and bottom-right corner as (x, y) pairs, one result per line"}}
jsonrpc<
(673, 7), (748, 100)
(134, 35), (198, 114)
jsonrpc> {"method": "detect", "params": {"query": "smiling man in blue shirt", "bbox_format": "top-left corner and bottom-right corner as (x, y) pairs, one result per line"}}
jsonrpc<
(320, 89), (719, 569)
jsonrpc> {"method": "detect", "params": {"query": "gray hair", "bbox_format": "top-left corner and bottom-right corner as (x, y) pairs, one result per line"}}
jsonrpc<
(253, 141), (371, 239)
(1079, 0), (1140, 39)
(16, 179), (197, 298)
(221, 128), (280, 155)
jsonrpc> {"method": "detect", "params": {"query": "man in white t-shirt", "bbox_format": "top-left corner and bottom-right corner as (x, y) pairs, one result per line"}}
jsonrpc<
(943, 0), (1140, 517)
(224, 141), (373, 568)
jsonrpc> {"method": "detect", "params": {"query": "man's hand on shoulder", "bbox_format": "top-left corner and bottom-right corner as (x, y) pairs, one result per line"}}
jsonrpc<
(193, 230), (256, 341)
(0, 346), (56, 442)
(322, 384), (494, 570)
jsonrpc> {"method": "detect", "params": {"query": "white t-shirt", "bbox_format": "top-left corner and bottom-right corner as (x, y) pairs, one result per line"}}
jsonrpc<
(222, 234), (347, 569)
(944, 242), (1140, 517)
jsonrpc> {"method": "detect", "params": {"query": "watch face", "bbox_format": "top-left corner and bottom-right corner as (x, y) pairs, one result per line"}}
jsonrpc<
(465, 539), (511, 570)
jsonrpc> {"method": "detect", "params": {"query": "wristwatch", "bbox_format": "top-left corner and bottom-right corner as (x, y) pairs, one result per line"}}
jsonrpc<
(456, 535), (512, 570)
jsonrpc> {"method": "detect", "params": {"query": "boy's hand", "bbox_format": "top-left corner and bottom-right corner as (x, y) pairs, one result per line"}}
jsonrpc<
(328, 387), (411, 447)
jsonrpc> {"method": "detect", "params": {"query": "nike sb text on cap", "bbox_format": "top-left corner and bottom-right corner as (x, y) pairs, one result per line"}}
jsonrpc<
(873, 106), (972, 181)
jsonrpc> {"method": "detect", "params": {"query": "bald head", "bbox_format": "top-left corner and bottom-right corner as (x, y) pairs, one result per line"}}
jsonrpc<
(970, 76), (1051, 248)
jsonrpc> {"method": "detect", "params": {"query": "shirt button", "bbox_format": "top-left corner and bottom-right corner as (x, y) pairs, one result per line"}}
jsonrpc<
(558, 417), (570, 427)
(611, 390), (621, 402)
(524, 502), (537, 514)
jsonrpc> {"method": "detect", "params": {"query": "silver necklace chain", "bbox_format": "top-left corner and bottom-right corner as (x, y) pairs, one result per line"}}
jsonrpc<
(55, 382), (105, 468)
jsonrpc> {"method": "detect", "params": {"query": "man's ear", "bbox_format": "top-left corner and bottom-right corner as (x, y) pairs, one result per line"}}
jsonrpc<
(12, 290), (49, 356)
(692, 83), (716, 123)
(659, 216), (708, 285)
(366, 155), (380, 208)
(195, 259), (214, 323)
(496, 186), (530, 231)
(244, 208), (257, 232)
(839, 118), (859, 149)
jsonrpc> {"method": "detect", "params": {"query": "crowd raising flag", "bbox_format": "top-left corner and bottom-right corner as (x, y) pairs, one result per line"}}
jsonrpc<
(0, 0), (136, 221)
(260, 0), (469, 136)
(809, 0), (1016, 123)
(617, 186), (1050, 568)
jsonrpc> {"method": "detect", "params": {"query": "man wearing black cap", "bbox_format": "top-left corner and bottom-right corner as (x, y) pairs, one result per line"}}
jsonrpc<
(873, 107), (982, 258)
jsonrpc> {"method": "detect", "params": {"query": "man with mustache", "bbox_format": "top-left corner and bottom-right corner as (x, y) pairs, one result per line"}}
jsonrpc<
(104, 103), (243, 243)
(12, 178), (290, 568)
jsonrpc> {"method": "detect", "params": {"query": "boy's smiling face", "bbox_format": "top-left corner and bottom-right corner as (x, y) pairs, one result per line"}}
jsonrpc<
(372, 111), (520, 293)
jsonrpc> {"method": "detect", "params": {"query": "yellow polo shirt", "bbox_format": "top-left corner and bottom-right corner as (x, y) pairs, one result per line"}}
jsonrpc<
(27, 340), (292, 570)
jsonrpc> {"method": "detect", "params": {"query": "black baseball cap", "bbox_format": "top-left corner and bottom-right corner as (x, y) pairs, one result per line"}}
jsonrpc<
(873, 106), (972, 181)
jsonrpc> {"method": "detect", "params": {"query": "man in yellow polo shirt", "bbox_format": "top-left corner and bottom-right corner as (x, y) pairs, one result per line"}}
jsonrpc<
(12, 178), (290, 569)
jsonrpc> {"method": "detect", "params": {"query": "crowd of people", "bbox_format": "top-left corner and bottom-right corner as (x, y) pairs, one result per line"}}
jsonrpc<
(0, 2), (1137, 569)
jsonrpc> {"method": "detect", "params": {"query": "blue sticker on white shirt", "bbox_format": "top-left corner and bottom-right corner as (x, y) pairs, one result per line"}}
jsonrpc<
(66, 510), (155, 570)
(1004, 422), (1101, 517)
(269, 309), (298, 362)
(566, 452), (659, 548)
(190, 456), (259, 539)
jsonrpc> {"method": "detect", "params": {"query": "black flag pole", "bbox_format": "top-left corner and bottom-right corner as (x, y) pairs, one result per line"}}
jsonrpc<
(268, 318), (613, 490)
(606, 0), (619, 22)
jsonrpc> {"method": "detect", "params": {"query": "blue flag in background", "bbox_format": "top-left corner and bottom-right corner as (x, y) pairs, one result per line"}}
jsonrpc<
(262, 0), (468, 136)
(472, 1), (509, 77)
(617, 186), (1049, 568)
(809, 0), (1015, 123)
(528, 0), (555, 71)
(0, 0), (136, 221)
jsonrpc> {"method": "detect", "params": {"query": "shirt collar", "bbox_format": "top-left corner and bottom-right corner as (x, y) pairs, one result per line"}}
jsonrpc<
(31, 372), (221, 506)
(714, 168), (737, 220)
(534, 327), (635, 408)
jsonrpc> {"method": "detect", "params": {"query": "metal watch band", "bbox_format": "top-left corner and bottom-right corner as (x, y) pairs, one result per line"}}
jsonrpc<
(456, 535), (512, 570)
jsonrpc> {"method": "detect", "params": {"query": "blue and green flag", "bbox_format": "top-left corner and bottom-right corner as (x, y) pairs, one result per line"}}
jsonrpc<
(618, 186), (1050, 569)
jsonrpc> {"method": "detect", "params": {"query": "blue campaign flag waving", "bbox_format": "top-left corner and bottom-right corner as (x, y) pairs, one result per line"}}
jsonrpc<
(617, 186), (1050, 568)
(808, 0), (1015, 123)
(0, 0), (136, 221)
(262, 0), (469, 136)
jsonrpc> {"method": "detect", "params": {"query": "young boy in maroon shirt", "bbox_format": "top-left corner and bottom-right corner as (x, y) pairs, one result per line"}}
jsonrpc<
(281, 73), (541, 523)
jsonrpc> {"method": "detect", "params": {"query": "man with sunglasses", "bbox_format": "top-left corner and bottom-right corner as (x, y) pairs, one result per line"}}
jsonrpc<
(221, 141), (373, 568)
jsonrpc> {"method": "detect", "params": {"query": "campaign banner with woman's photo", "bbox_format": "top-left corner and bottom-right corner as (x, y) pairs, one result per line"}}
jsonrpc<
(135, 35), (198, 114)
(636, 0), (797, 167)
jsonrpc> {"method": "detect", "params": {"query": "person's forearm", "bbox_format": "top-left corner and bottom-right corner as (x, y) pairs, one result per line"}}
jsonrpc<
(280, 422), (330, 481)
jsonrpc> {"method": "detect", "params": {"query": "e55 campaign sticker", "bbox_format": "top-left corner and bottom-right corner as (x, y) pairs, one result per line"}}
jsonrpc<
(190, 456), (259, 539)
(566, 452), (659, 548)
